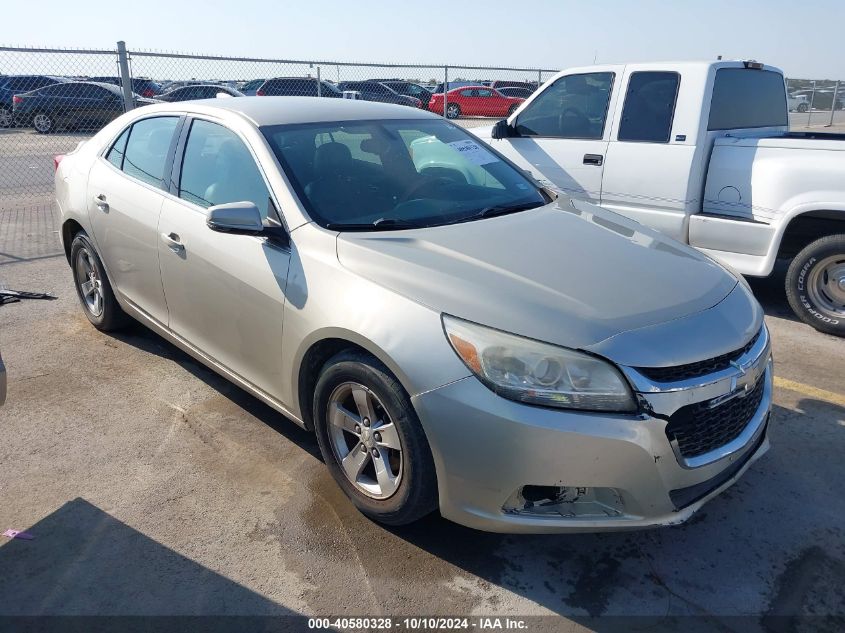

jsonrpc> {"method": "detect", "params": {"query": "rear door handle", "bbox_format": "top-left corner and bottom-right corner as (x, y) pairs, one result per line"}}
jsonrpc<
(93, 194), (109, 211)
(583, 154), (603, 166)
(161, 232), (184, 252)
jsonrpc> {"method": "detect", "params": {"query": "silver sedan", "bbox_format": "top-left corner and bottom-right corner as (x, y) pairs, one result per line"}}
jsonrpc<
(54, 97), (772, 532)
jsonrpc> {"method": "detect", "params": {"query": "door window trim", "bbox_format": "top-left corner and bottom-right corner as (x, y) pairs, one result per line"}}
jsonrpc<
(615, 71), (681, 144)
(514, 71), (616, 140)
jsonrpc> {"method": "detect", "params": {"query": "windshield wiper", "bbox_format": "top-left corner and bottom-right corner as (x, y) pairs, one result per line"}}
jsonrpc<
(325, 217), (422, 231)
(475, 201), (546, 218)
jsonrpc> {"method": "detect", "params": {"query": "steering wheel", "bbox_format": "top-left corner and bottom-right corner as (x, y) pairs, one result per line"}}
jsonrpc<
(559, 107), (591, 133)
(399, 176), (456, 202)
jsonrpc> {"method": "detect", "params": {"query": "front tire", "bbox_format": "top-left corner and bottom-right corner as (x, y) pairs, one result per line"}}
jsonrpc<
(0, 106), (12, 128)
(785, 234), (845, 336)
(797, 103), (808, 113)
(313, 350), (438, 525)
(32, 112), (54, 134)
(70, 232), (129, 331)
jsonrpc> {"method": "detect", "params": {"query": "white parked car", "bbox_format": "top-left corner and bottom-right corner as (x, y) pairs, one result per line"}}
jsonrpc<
(787, 93), (809, 112)
(475, 61), (845, 335)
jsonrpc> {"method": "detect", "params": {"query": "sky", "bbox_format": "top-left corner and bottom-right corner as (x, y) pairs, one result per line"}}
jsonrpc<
(3, 0), (844, 79)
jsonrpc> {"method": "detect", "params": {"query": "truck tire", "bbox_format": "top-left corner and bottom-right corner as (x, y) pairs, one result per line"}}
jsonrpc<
(785, 234), (845, 336)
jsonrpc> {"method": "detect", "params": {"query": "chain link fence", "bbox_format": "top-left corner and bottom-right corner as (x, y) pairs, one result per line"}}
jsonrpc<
(1, 43), (842, 218)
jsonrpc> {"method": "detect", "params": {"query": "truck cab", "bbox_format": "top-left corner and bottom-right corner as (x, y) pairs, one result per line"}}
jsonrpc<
(476, 61), (845, 336)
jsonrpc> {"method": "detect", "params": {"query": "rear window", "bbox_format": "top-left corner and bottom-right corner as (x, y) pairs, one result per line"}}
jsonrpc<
(708, 68), (787, 130)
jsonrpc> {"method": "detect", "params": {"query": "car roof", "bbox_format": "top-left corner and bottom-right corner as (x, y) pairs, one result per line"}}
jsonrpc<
(139, 95), (441, 126)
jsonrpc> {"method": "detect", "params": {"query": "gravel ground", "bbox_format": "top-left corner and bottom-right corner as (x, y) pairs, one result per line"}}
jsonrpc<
(0, 208), (843, 630)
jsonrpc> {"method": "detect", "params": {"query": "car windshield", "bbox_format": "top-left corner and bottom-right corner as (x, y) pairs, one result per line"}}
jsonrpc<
(262, 119), (547, 230)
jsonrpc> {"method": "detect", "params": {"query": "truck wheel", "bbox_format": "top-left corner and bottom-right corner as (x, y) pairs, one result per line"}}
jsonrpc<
(785, 234), (845, 336)
(313, 349), (438, 525)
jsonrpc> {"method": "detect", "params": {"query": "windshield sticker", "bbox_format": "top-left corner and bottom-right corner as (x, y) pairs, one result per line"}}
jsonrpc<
(447, 139), (499, 166)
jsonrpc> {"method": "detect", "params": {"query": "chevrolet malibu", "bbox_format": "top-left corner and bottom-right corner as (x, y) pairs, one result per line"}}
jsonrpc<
(54, 97), (772, 532)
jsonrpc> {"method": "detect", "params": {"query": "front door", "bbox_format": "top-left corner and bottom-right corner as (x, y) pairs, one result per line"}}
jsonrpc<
(87, 115), (181, 325)
(157, 118), (290, 398)
(484, 70), (620, 202)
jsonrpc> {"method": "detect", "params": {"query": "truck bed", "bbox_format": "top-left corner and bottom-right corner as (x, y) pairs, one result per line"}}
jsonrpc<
(716, 132), (845, 151)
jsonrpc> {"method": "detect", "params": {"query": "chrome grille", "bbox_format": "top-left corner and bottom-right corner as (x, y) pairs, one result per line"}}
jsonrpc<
(665, 375), (766, 459)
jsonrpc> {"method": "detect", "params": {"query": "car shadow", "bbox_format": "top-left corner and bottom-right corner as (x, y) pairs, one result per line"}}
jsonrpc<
(0, 498), (301, 623)
(745, 262), (801, 324)
(107, 316), (845, 622)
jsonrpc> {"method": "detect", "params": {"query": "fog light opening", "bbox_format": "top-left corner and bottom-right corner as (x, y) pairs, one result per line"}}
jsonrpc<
(503, 485), (624, 518)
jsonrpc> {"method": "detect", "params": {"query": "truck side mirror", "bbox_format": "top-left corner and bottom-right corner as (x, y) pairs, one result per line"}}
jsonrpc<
(492, 119), (515, 140)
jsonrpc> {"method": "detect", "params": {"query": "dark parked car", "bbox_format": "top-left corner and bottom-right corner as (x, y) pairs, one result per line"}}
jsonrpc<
(497, 87), (533, 99)
(0, 75), (67, 127)
(256, 77), (342, 97)
(240, 79), (266, 96)
(12, 81), (156, 133)
(338, 81), (422, 108)
(433, 80), (482, 94)
(368, 80), (432, 108)
(158, 84), (244, 101)
(89, 76), (163, 98)
(488, 80), (537, 92)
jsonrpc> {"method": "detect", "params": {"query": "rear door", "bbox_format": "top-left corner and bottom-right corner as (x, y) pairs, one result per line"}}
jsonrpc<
(157, 117), (290, 397)
(486, 69), (620, 202)
(87, 115), (181, 325)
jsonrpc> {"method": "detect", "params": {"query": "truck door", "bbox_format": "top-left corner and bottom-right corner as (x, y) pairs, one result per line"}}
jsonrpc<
(600, 70), (697, 242)
(485, 70), (619, 202)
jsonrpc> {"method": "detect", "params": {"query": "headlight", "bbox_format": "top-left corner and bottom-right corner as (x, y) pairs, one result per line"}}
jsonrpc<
(443, 315), (637, 412)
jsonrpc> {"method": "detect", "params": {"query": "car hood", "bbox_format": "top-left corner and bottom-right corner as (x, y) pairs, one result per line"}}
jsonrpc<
(335, 197), (742, 363)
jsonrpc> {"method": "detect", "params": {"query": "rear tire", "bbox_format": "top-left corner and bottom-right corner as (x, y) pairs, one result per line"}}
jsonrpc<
(785, 234), (845, 336)
(797, 103), (808, 113)
(70, 232), (129, 331)
(507, 104), (519, 116)
(313, 350), (438, 525)
(445, 103), (461, 119)
(32, 112), (54, 134)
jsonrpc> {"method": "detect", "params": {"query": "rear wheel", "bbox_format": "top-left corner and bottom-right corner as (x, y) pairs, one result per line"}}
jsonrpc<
(313, 350), (438, 525)
(445, 103), (461, 119)
(70, 232), (129, 331)
(797, 103), (808, 113)
(0, 106), (12, 128)
(785, 234), (845, 336)
(32, 112), (54, 134)
(507, 104), (519, 116)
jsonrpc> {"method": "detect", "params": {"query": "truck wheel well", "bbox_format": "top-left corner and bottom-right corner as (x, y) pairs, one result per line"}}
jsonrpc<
(62, 219), (84, 263)
(297, 338), (371, 432)
(777, 211), (845, 260)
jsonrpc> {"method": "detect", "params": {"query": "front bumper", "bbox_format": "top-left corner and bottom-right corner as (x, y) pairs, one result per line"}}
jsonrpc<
(412, 337), (772, 534)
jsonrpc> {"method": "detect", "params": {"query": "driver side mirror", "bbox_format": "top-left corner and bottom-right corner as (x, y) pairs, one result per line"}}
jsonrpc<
(207, 201), (264, 235)
(491, 119), (516, 140)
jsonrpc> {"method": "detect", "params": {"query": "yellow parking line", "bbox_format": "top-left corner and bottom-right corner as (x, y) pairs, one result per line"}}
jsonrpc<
(773, 376), (845, 408)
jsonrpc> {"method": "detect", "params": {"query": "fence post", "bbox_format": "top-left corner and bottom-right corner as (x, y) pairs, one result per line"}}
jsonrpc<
(443, 66), (448, 119)
(828, 80), (840, 127)
(537, 69), (542, 88)
(116, 41), (134, 113)
(316, 65), (322, 97)
(807, 80), (816, 127)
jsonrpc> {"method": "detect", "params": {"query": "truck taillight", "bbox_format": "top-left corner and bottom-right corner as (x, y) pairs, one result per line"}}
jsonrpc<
(12, 95), (22, 106)
(53, 155), (65, 171)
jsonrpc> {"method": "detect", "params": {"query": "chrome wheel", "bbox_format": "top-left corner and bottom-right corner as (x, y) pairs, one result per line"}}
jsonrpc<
(807, 255), (845, 317)
(33, 113), (52, 133)
(0, 107), (12, 128)
(446, 104), (460, 119)
(326, 381), (403, 499)
(75, 246), (104, 317)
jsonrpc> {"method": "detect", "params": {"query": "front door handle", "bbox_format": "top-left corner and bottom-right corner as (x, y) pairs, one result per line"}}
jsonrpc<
(161, 232), (184, 252)
(583, 154), (603, 166)
(93, 194), (109, 212)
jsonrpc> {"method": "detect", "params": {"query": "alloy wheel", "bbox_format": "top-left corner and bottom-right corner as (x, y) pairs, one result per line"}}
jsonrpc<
(0, 107), (11, 128)
(33, 113), (52, 133)
(75, 246), (104, 317)
(326, 381), (403, 499)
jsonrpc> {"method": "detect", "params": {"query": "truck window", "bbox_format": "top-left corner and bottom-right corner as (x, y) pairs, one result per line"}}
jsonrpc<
(708, 68), (787, 130)
(515, 72), (614, 139)
(618, 72), (680, 143)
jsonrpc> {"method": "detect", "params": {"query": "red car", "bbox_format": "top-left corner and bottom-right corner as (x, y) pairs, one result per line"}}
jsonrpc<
(428, 86), (525, 119)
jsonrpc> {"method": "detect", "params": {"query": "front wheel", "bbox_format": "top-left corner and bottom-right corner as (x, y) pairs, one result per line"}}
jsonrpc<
(0, 106), (12, 128)
(313, 350), (438, 525)
(32, 112), (54, 134)
(445, 103), (461, 119)
(785, 234), (845, 336)
(797, 103), (808, 113)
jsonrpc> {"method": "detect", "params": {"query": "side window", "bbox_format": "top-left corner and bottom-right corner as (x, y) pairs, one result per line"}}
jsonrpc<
(617, 72), (680, 143)
(122, 117), (179, 188)
(179, 120), (272, 218)
(477, 89), (493, 98)
(459, 90), (474, 97)
(106, 127), (131, 169)
(515, 72), (614, 139)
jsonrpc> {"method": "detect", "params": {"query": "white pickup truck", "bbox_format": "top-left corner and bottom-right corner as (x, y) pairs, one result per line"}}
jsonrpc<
(474, 60), (845, 336)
